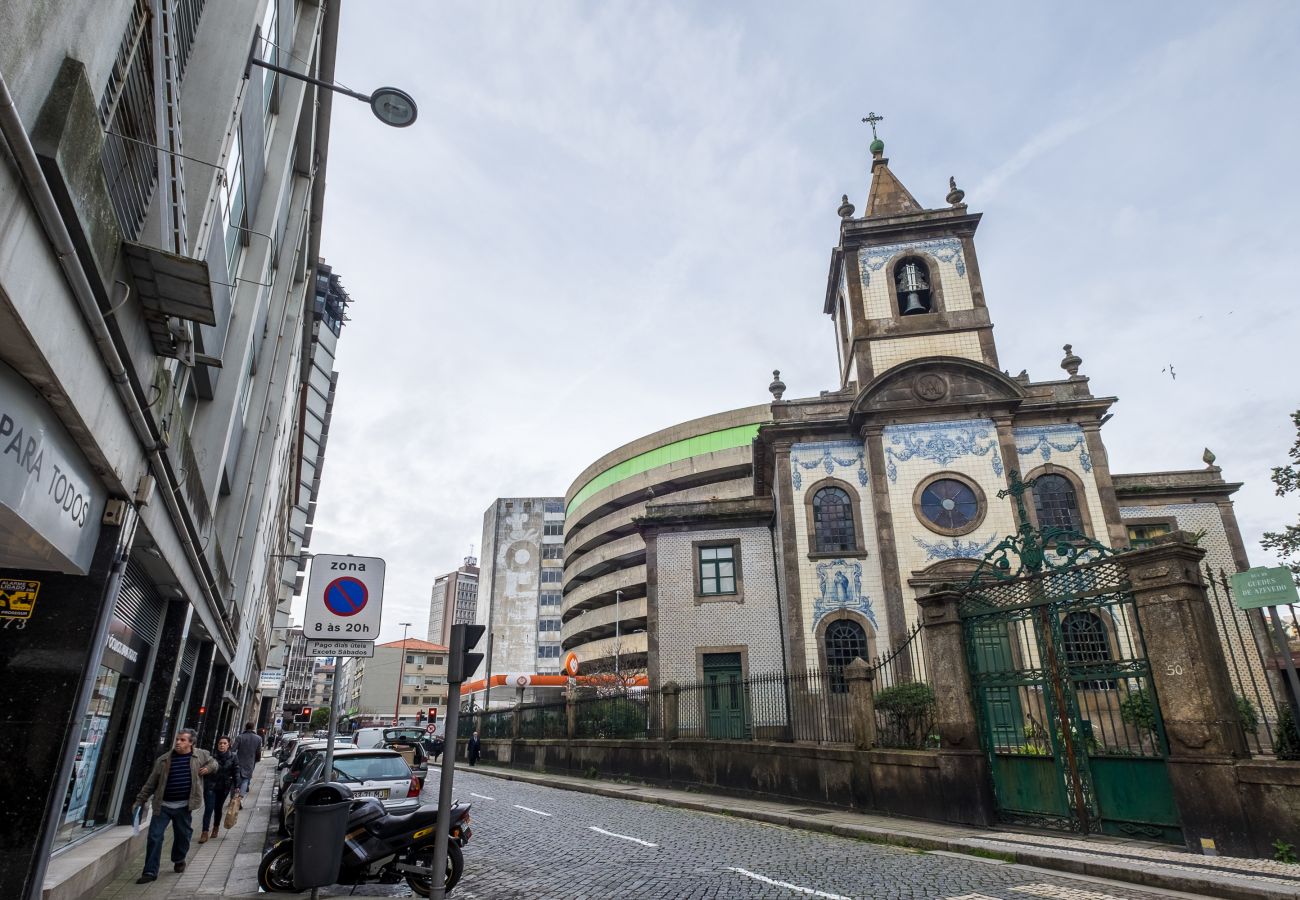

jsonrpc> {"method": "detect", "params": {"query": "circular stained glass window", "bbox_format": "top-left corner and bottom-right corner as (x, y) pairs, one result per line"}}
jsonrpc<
(919, 478), (980, 531)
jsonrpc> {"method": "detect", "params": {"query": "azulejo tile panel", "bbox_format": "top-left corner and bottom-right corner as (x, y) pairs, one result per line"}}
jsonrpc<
(812, 559), (878, 628)
(790, 440), (868, 490)
(858, 238), (966, 286)
(1014, 424), (1092, 473)
(913, 533), (998, 561)
(881, 419), (1004, 483)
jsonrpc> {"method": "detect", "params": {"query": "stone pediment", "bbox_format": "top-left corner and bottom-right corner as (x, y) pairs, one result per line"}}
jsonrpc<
(850, 357), (1025, 422)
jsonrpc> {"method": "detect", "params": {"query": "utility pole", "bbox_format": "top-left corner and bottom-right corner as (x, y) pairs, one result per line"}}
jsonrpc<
(430, 624), (485, 900)
(392, 622), (411, 725)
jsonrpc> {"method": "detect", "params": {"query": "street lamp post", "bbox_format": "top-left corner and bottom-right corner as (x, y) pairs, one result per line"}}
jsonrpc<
(393, 622), (412, 726)
(614, 590), (622, 677)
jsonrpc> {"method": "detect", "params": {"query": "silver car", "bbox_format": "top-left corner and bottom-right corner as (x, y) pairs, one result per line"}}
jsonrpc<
(280, 748), (421, 834)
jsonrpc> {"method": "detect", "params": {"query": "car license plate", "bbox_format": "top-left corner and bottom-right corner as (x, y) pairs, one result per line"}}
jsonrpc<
(354, 789), (389, 799)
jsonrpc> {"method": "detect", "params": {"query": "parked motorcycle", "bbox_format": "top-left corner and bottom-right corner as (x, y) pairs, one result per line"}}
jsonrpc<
(257, 795), (472, 896)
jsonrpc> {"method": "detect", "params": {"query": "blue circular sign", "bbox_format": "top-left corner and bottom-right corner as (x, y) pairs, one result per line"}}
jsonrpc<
(324, 576), (368, 617)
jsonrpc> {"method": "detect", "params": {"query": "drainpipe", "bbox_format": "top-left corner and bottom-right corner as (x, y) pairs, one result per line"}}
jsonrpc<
(0, 72), (234, 654)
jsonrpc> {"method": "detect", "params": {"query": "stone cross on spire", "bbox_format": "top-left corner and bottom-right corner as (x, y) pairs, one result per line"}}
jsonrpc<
(861, 112), (884, 140)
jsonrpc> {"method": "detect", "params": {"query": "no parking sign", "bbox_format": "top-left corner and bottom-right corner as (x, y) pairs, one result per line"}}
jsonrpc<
(304, 554), (386, 640)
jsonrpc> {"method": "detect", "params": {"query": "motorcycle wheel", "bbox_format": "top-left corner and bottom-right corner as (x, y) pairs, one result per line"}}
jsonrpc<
(257, 842), (296, 893)
(404, 840), (464, 897)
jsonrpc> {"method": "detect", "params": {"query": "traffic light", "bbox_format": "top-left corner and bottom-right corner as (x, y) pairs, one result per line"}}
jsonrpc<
(448, 623), (486, 684)
(416, 710), (425, 723)
(428, 706), (438, 724)
(198, 706), (207, 717)
(301, 706), (311, 718)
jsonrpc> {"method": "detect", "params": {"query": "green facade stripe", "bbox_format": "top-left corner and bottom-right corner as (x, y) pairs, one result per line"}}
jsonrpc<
(567, 423), (764, 517)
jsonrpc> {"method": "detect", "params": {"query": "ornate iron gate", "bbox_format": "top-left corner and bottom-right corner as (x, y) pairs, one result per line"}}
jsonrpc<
(960, 474), (1182, 841)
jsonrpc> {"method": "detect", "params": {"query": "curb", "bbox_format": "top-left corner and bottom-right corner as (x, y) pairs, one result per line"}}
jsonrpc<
(459, 765), (1300, 900)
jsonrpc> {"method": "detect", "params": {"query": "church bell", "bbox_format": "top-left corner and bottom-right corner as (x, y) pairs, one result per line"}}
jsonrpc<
(896, 261), (930, 315)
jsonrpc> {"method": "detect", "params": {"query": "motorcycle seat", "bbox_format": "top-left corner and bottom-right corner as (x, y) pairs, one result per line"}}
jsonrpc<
(371, 804), (441, 839)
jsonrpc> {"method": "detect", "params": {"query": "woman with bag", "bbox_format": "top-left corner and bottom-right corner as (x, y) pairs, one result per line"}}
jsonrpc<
(199, 736), (239, 842)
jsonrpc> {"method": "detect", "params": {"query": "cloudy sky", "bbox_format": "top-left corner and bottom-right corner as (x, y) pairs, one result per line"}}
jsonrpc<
(299, 1), (1300, 643)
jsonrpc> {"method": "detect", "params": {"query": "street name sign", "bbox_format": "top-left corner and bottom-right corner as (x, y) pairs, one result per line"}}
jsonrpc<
(1230, 566), (1299, 610)
(306, 638), (375, 657)
(304, 554), (385, 640)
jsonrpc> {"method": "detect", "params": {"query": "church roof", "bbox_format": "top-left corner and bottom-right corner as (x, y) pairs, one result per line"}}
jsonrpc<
(863, 141), (922, 217)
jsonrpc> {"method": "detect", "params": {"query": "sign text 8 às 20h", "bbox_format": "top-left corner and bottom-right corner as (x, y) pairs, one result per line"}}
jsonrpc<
(303, 554), (386, 640)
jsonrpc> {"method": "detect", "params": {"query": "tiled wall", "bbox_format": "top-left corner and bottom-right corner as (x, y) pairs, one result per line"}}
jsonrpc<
(858, 238), (974, 320)
(788, 440), (889, 667)
(655, 527), (784, 685)
(1012, 424), (1108, 545)
(881, 420), (1018, 632)
(869, 331), (984, 374)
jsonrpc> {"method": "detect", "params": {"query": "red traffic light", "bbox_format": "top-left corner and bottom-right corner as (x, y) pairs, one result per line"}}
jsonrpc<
(301, 706), (311, 717)
(198, 706), (207, 716)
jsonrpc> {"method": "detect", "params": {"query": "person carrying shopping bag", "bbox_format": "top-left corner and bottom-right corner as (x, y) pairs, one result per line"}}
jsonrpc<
(199, 735), (239, 842)
(132, 729), (216, 884)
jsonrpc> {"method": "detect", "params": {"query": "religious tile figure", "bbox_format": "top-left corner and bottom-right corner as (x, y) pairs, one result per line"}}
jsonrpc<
(631, 132), (1261, 698)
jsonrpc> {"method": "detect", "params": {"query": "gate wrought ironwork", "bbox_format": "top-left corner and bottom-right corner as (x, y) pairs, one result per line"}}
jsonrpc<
(960, 472), (1182, 842)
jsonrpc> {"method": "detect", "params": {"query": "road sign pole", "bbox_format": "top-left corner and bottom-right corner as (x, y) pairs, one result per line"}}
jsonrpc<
(429, 679), (461, 900)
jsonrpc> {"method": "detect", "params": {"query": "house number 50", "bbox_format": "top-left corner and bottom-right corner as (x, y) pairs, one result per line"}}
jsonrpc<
(1165, 663), (1185, 676)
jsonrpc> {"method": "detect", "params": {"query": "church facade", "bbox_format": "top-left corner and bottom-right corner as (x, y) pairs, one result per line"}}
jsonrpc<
(634, 138), (1258, 692)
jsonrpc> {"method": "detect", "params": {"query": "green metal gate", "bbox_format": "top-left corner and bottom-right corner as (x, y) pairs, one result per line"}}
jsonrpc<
(960, 474), (1182, 841)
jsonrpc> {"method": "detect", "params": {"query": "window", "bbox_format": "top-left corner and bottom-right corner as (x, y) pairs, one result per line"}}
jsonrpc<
(812, 487), (857, 553)
(1062, 612), (1114, 689)
(222, 128), (246, 276)
(1127, 522), (1172, 548)
(538, 645), (561, 658)
(540, 592), (562, 606)
(430, 655), (444, 666)
(824, 619), (868, 692)
(541, 569), (562, 583)
(698, 545), (737, 595)
(401, 695), (413, 705)
(544, 500), (564, 513)
(543, 546), (563, 559)
(544, 521), (563, 536)
(538, 619), (561, 632)
(917, 476), (983, 535)
(894, 258), (932, 315)
(406, 655), (415, 664)
(1033, 473), (1081, 531)
(260, 0), (278, 116)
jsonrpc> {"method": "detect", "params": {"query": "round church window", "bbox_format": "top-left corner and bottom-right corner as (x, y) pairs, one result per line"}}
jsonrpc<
(915, 475), (985, 536)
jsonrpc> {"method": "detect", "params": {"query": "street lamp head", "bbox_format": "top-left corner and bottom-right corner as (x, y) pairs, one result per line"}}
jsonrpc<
(370, 87), (417, 127)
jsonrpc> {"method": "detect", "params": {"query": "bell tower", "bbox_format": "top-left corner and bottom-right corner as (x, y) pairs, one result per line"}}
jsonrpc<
(824, 118), (998, 390)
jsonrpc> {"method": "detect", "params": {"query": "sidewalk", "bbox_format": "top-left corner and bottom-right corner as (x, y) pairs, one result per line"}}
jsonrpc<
(94, 758), (276, 899)
(465, 763), (1300, 900)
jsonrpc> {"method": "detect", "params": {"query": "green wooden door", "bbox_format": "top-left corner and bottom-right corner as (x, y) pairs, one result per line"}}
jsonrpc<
(703, 653), (746, 739)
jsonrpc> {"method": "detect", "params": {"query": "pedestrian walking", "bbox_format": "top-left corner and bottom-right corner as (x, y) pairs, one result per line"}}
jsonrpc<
(232, 722), (263, 795)
(199, 736), (239, 843)
(133, 728), (216, 884)
(467, 731), (481, 766)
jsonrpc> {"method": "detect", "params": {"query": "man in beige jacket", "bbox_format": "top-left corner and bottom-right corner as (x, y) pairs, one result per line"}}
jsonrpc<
(132, 728), (217, 884)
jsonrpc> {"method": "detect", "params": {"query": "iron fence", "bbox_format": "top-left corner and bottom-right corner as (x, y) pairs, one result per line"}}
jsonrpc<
(870, 623), (936, 750)
(574, 694), (652, 739)
(1205, 567), (1300, 759)
(519, 702), (568, 740)
(479, 709), (512, 740)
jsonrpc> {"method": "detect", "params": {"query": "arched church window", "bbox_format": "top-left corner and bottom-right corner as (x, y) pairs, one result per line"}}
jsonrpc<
(825, 619), (868, 692)
(895, 258), (932, 315)
(1032, 473), (1081, 531)
(813, 487), (857, 553)
(1062, 611), (1114, 689)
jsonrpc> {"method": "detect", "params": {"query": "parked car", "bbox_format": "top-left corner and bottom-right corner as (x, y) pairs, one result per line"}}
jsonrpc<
(280, 748), (422, 834)
(274, 741), (327, 800)
(354, 726), (425, 749)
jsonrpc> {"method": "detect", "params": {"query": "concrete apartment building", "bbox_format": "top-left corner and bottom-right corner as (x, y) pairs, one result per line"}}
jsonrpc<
(279, 625), (312, 714)
(339, 638), (449, 727)
(475, 498), (565, 692)
(428, 554), (479, 647)
(309, 658), (334, 710)
(0, 1), (349, 894)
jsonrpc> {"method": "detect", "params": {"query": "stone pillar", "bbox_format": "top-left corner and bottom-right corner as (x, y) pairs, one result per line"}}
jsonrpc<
(566, 689), (577, 740)
(1121, 537), (1254, 854)
(661, 682), (680, 741)
(916, 588), (996, 825)
(845, 658), (877, 750)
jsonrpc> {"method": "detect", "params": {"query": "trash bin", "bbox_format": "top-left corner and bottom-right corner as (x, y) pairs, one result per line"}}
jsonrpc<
(292, 781), (354, 889)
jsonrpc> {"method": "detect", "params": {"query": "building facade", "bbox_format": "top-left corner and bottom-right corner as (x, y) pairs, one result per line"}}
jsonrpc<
(0, 1), (346, 893)
(340, 638), (449, 728)
(617, 138), (1263, 700)
(475, 497), (565, 687)
(308, 659), (334, 711)
(279, 626), (312, 714)
(427, 554), (479, 647)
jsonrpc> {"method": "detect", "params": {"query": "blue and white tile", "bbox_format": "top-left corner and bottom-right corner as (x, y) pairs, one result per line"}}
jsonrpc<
(881, 419), (1004, 483)
(1014, 424), (1092, 473)
(790, 440), (868, 490)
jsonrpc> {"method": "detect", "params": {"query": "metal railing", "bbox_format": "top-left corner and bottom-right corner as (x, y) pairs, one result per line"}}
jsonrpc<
(870, 623), (936, 750)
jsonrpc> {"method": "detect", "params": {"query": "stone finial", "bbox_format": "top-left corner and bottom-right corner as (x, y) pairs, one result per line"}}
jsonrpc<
(768, 369), (786, 401)
(1060, 343), (1082, 377)
(946, 176), (965, 206)
(1203, 447), (1217, 468)
(837, 194), (855, 218)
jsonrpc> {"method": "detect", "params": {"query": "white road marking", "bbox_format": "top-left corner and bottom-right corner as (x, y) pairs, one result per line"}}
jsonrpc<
(726, 867), (851, 900)
(588, 826), (658, 847)
(469, 792), (495, 801)
(513, 804), (552, 817)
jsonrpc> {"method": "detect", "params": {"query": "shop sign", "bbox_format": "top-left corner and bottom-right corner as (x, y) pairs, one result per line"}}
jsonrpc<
(0, 361), (106, 574)
(259, 669), (285, 691)
(103, 617), (148, 680)
(0, 578), (40, 627)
